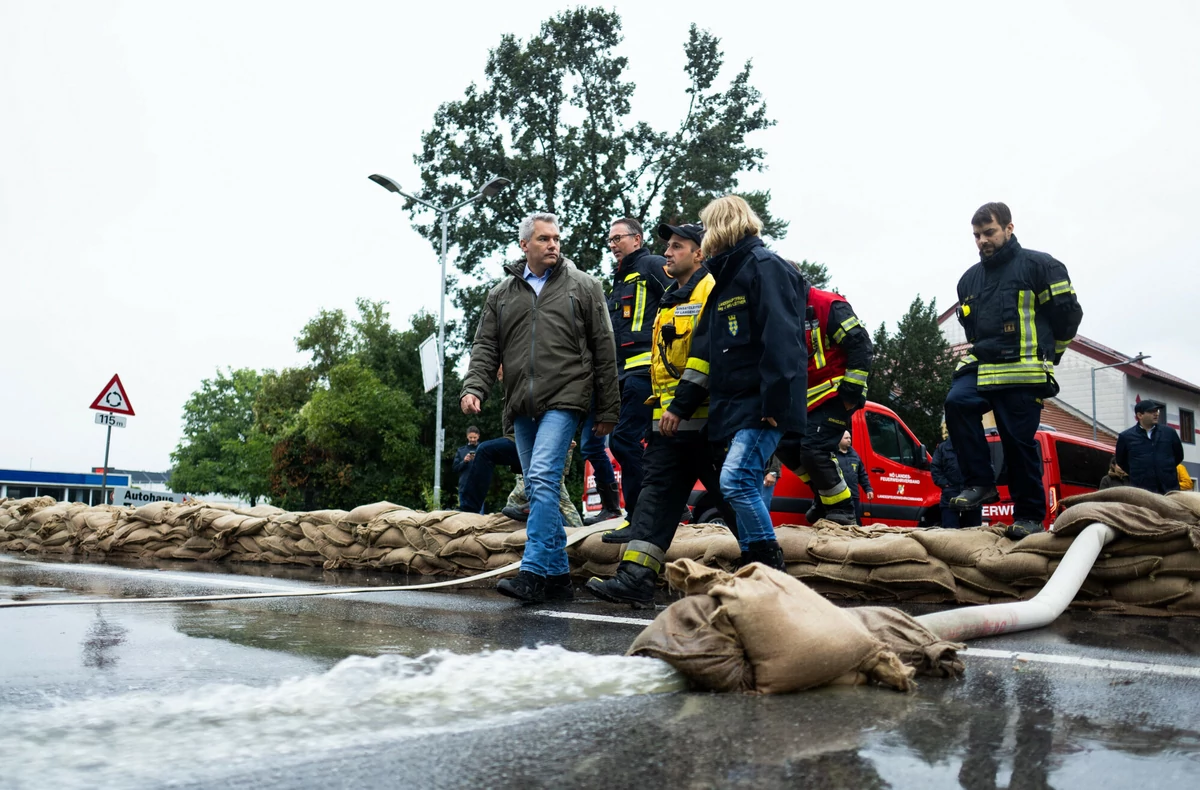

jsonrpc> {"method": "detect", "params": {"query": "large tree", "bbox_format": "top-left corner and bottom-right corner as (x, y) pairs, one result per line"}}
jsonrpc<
(867, 297), (958, 450)
(170, 368), (271, 504)
(410, 8), (785, 347)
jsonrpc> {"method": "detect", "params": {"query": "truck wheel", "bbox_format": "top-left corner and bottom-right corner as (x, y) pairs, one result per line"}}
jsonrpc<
(696, 507), (728, 527)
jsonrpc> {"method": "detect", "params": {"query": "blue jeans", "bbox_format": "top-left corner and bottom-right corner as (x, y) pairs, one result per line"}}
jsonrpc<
(513, 410), (581, 576)
(720, 427), (783, 549)
(579, 395), (617, 488)
(761, 484), (776, 509)
(458, 437), (520, 513)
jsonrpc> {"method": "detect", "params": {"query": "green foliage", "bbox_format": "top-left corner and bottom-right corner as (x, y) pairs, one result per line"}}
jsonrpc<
(170, 368), (271, 505)
(794, 260), (831, 290)
(295, 308), (352, 380)
(413, 9), (782, 348)
(866, 297), (958, 449)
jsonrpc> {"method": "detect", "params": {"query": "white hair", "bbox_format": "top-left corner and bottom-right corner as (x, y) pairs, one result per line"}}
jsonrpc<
(519, 212), (559, 242)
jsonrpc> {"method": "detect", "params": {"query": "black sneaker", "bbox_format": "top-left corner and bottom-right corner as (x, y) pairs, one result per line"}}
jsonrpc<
(501, 504), (530, 522)
(496, 570), (546, 603)
(600, 519), (633, 544)
(1005, 519), (1044, 540)
(804, 503), (825, 524)
(950, 486), (1000, 511)
(545, 573), (575, 602)
(585, 562), (657, 609)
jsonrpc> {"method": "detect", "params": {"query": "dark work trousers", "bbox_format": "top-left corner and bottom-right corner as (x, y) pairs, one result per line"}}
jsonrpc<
(775, 398), (853, 508)
(629, 431), (737, 551)
(940, 506), (982, 528)
(944, 370), (1046, 522)
(579, 392), (617, 488)
(457, 437), (520, 513)
(609, 373), (654, 518)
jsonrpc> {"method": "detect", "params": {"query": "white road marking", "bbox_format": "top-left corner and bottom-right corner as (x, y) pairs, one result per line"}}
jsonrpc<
(0, 555), (299, 592)
(965, 647), (1200, 680)
(537, 610), (654, 626)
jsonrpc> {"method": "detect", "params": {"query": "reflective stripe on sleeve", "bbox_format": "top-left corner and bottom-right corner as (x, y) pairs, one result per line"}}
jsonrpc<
(956, 353), (978, 372)
(624, 351), (651, 370)
(681, 367), (709, 387)
(1049, 280), (1074, 296)
(843, 369), (869, 388)
(685, 357), (710, 375)
(833, 316), (861, 344)
(632, 281), (647, 332)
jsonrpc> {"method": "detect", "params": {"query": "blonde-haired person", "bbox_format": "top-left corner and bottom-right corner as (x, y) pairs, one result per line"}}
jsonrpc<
(667, 195), (807, 571)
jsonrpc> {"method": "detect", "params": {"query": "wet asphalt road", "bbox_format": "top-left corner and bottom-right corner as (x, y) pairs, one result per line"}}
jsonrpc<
(2, 554), (1200, 789)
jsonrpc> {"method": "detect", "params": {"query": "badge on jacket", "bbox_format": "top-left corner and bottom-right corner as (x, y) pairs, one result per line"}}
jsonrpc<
(623, 304), (632, 319)
(727, 315), (739, 336)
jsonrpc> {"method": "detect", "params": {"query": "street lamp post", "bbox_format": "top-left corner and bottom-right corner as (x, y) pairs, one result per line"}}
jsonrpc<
(1091, 353), (1149, 440)
(368, 174), (511, 508)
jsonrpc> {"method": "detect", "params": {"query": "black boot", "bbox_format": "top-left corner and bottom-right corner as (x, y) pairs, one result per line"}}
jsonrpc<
(583, 481), (623, 526)
(950, 485), (999, 511)
(822, 502), (858, 526)
(805, 502), (825, 525)
(745, 540), (787, 573)
(600, 517), (634, 544)
(585, 561), (658, 609)
(1004, 519), (1044, 540)
(496, 569), (547, 603)
(545, 573), (575, 602)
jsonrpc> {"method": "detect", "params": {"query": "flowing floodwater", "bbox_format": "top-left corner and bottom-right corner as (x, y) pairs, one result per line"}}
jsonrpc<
(0, 646), (684, 790)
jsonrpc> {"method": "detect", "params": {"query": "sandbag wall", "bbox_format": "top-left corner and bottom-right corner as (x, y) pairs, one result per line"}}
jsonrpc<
(1, 493), (1199, 616)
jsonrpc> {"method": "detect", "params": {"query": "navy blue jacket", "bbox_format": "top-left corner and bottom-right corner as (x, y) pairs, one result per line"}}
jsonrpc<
(670, 235), (808, 441)
(609, 247), (671, 380)
(1115, 424), (1184, 494)
(836, 447), (872, 502)
(931, 438), (966, 506)
(452, 444), (477, 485)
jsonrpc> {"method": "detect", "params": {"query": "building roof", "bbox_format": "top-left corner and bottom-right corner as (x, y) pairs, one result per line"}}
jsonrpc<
(1043, 399), (1117, 445)
(937, 302), (1200, 396)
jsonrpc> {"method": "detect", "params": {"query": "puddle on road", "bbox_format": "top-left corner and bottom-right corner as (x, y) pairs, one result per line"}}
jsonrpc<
(0, 646), (684, 790)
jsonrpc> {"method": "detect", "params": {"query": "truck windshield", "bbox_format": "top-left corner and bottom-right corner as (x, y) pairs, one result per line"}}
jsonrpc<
(865, 411), (919, 467)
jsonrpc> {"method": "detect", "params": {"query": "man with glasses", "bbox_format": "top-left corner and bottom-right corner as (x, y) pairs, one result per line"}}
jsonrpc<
(582, 218), (670, 543)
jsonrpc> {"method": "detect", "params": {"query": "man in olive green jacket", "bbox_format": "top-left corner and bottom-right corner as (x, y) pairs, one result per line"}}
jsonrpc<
(461, 211), (620, 603)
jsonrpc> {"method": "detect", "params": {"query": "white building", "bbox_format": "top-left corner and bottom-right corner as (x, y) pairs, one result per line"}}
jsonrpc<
(939, 307), (1200, 479)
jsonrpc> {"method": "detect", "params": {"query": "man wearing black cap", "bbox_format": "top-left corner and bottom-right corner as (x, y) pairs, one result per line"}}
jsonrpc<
(587, 222), (736, 607)
(1115, 399), (1184, 494)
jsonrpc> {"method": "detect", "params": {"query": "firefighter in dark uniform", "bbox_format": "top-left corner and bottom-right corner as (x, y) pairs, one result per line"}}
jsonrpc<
(586, 222), (737, 607)
(945, 202), (1083, 540)
(669, 196), (807, 572)
(584, 218), (671, 535)
(773, 283), (873, 526)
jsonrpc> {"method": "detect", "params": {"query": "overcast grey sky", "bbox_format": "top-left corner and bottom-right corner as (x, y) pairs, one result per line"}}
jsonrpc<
(2, 0), (1197, 474)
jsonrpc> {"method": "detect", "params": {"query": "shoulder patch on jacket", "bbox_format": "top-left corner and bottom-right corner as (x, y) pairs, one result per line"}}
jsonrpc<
(674, 302), (702, 316)
(718, 295), (747, 312)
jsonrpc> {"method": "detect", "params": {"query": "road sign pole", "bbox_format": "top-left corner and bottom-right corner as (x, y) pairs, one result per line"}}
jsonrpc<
(101, 424), (112, 505)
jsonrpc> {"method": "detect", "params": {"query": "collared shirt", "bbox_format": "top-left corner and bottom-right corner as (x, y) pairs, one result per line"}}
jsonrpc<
(523, 263), (551, 297)
(1143, 425), (1156, 441)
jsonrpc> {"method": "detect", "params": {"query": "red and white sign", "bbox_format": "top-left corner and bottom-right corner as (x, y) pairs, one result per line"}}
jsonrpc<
(89, 374), (135, 416)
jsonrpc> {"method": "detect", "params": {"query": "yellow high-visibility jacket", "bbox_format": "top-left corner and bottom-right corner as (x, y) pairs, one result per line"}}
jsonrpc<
(647, 267), (715, 433)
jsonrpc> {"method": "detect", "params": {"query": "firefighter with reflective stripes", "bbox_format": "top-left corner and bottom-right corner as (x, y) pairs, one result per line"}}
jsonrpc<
(945, 202), (1083, 539)
(586, 223), (737, 607)
(773, 283), (874, 526)
(580, 218), (671, 529)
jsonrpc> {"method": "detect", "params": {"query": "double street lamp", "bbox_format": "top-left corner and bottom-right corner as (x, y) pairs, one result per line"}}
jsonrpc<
(1091, 352), (1150, 440)
(369, 173), (511, 507)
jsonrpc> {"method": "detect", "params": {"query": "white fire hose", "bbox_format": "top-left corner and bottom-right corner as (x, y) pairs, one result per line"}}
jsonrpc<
(915, 522), (1116, 642)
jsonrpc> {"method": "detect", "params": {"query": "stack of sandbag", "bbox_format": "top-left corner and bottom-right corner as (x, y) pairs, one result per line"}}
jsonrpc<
(3, 490), (1200, 616)
(627, 558), (964, 694)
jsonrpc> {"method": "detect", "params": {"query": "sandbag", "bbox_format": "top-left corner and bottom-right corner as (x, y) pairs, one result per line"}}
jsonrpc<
(810, 533), (929, 566)
(1086, 555), (1161, 583)
(1108, 577), (1193, 606)
(908, 528), (1006, 566)
(869, 559), (956, 594)
(949, 565), (1021, 598)
(1157, 551), (1200, 579)
(646, 559), (914, 694)
(975, 547), (1050, 584)
(575, 533), (622, 564)
(627, 594), (752, 692)
(342, 501), (407, 525)
(1008, 530), (1075, 557)
(843, 607), (964, 678)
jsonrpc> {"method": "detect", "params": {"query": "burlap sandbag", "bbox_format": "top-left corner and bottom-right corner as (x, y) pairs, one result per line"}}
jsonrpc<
(649, 559), (914, 694)
(975, 547), (1050, 584)
(341, 501), (407, 525)
(868, 558), (956, 594)
(1104, 536), (1197, 558)
(1086, 555), (1162, 583)
(1109, 577), (1193, 606)
(843, 607), (965, 678)
(908, 528), (1006, 566)
(627, 594), (753, 692)
(1158, 551), (1200, 579)
(950, 565), (1021, 598)
(1055, 488), (1200, 546)
(810, 533), (930, 566)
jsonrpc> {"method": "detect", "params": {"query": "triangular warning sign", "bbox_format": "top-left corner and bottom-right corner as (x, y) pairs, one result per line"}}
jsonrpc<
(90, 374), (135, 416)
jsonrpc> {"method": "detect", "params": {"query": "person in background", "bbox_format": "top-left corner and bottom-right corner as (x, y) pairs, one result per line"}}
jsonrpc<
(931, 422), (981, 527)
(834, 430), (873, 524)
(762, 455), (782, 509)
(1177, 464), (1194, 491)
(453, 426), (482, 512)
(1115, 399), (1184, 494)
(1099, 457), (1130, 490)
